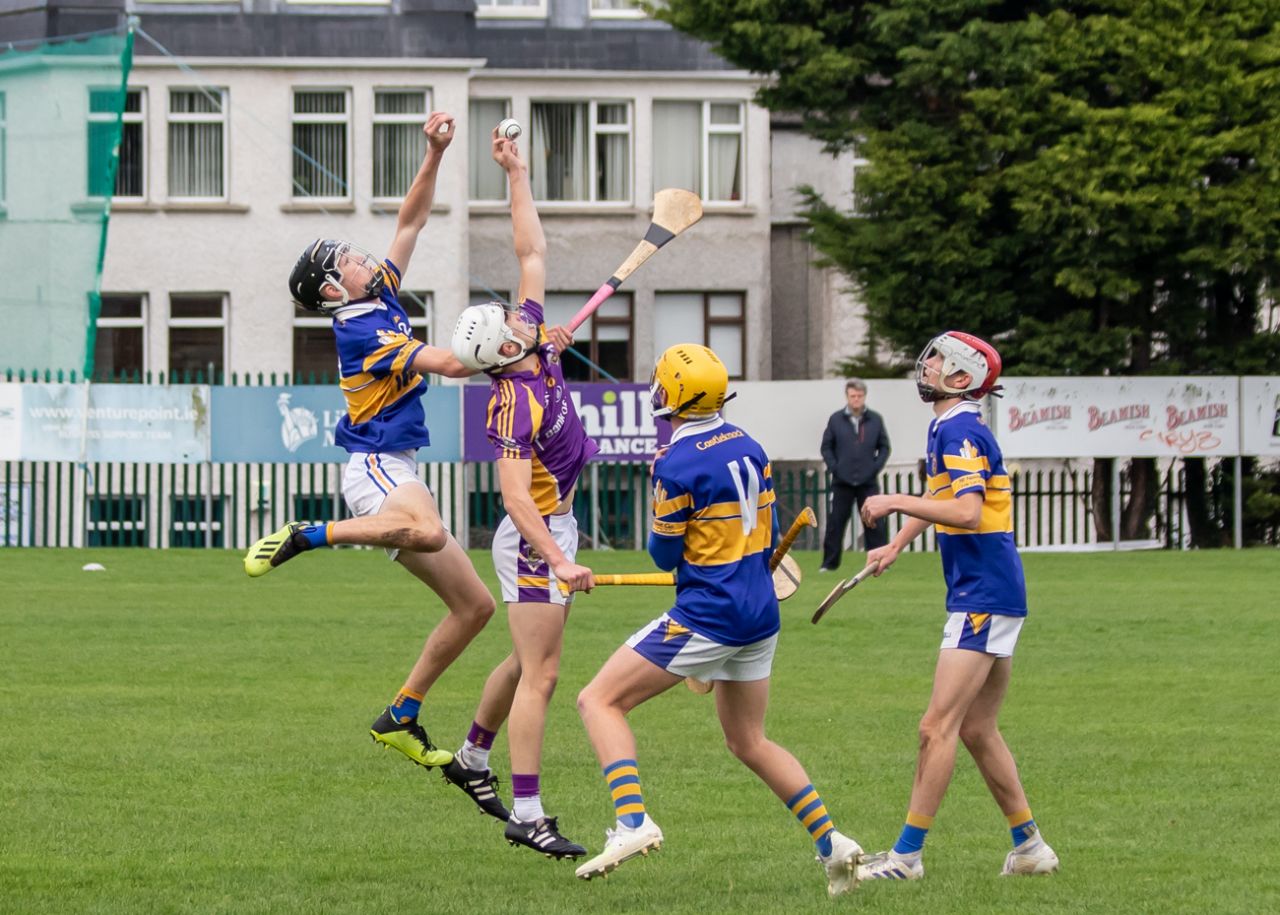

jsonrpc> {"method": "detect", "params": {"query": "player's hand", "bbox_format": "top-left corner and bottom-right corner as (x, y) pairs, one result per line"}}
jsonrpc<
(492, 131), (525, 172)
(554, 560), (595, 594)
(866, 544), (898, 577)
(860, 494), (894, 527)
(425, 112), (455, 151)
(546, 325), (574, 353)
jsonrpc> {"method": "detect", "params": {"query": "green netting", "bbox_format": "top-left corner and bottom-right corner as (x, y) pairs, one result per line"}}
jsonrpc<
(0, 29), (133, 376)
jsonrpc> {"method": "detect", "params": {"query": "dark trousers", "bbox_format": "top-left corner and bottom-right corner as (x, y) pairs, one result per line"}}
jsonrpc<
(822, 480), (886, 568)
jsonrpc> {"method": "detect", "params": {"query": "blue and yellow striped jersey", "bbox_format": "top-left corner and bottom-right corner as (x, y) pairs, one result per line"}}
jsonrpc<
(332, 259), (430, 454)
(650, 417), (779, 646)
(926, 402), (1027, 616)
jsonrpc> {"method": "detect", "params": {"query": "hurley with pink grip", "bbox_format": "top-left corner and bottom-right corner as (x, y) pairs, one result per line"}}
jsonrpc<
(568, 188), (704, 332)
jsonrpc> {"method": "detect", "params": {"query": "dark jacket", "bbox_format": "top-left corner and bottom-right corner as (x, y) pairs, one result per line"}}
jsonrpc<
(821, 408), (891, 486)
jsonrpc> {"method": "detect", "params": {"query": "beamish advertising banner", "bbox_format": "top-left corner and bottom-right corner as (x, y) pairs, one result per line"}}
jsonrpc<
(995, 377), (1239, 458)
(463, 383), (670, 462)
(211, 385), (462, 463)
(1240, 377), (1280, 457)
(17, 383), (210, 462)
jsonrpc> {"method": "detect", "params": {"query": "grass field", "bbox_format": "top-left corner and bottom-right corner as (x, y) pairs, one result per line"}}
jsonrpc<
(2, 547), (1277, 914)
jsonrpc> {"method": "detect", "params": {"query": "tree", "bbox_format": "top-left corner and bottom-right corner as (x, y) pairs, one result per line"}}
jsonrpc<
(656, 0), (1280, 544)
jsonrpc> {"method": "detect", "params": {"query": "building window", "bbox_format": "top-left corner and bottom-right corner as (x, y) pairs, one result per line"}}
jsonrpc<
(654, 292), (745, 378)
(168, 293), (226, 379)
(530, 101), (631, 203)
(293, 293), (429, 381)
(590, 0), (644, 17)
(87, 88), (144, 198)
(93, 294), (147, 380)
(168, 88), (226, 199)
(293, 89), (350, 200)
(469, 98), (511, 201)
(475, 0), (546, 18)
(545, 292), (632, 382)
(374, 89), (429, 200)
(653, 101), (744, 202)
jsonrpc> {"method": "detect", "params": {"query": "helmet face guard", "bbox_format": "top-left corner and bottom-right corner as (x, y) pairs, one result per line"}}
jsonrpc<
(450, 302), (538, 373)
(649, 344), (731, 420)
(915, 331), (1003, 403)
(289, 239), (386, 314)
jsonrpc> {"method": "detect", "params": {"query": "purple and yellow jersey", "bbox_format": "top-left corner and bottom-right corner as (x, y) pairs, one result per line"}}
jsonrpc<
(332, 259), (432, 454)
(485, 298), (599, 515)
(926, 402), (1027, 617)
(650, 418), (780, 646)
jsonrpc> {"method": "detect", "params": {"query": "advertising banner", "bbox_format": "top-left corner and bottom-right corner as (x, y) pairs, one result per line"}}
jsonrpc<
(1240, 377), (1280, 457)
(0, 384), (20, 460)
(18, 383), (210, 462)
(211, 385), (462, 463)
(996, 377), (1239, 458)
(463, 383), (669, 462)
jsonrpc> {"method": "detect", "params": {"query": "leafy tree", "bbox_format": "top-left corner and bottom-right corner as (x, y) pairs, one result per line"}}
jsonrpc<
(656, 0), (1280, 544)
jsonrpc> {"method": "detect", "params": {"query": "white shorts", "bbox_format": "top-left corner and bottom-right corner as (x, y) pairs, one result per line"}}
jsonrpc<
(626, 613), (777, 682)
(492, 511), (579, 606)
(341, 450), (430, 560)
(940, 611), (1025, 658)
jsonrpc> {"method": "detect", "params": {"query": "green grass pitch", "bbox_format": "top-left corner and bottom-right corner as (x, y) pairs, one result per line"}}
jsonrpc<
(2, 548), (1277, 914)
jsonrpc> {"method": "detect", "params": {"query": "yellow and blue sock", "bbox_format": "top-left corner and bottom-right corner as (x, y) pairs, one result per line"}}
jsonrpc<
(1008, 808), (1037, 846)
(604, 759), (646, 828)
(786, 784), (835, 858)
(297, 523), (333, 550)
(892, 812), (933, 855)
(389, 687), (422, 724)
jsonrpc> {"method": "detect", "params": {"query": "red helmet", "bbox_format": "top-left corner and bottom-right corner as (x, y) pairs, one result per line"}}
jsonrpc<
(914, 331), (1003, 402)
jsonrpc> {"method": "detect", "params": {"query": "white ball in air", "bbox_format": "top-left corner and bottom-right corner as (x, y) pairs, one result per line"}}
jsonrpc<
(498, 118), (523, 140)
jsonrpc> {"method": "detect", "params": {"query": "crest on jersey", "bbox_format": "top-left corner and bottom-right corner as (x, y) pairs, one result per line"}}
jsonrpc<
(376, 328), (404, 347)
(959, 439), (977, 459)
(520, 544), (543, 570)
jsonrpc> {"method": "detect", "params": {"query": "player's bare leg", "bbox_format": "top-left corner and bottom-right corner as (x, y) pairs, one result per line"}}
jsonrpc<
(444, 653), (520, 821)
(503, 600), (583, 858)
(715, 679), (863, 896)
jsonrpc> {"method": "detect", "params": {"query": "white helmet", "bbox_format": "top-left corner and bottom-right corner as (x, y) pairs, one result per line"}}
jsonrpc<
(914, 331), (1003, 402)
(451, 303), (535, 372)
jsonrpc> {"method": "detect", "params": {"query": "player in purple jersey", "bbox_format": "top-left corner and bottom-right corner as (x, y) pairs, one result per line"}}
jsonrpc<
(571, 344), (865, 896)
(242, 112), (501, 781)
(440, 129), (595, 859)
(855, 331), (1058, 881)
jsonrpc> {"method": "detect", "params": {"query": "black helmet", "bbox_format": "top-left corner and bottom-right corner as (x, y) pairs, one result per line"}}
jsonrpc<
(289, 239), (385, 313)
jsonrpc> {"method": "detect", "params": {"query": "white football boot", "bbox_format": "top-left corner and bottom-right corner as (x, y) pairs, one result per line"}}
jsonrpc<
(574, 817), (664, 880)
(819, 831), (864, 897)
(856, 849), (925, 881)
(1001, 836), (1059, 875)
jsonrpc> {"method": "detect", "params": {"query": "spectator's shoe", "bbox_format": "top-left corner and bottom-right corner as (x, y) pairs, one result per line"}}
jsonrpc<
(1001, 837), (1059, 875)
(442, 759), (510, 821)
(505, 815), (586, 860)
(820, 831), (864, 897)
(369, 706), (453, 769)
(574, 818), (664, 880)
(818, 566), (837, 573)
(856, 850), (924, 881)
(244, 522), (308, 577)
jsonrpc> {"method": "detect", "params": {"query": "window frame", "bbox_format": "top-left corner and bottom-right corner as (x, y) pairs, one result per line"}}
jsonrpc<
(547, 292), (634, 382)
(167, 86), (228, 202)
(468, 97), (512, 203)
(372, 87), (431, 203)
(652, 99), (746, 205)
(87, 87), (146, 200)
(94, 293), (149, 379)
(167, 292), (228, 378)
(530, 98), (633, 206)
(291, 87), (352, 202)
(475, 0), (548, 20)
(589, 0), (646, 19)
(654, 291), (747, 380)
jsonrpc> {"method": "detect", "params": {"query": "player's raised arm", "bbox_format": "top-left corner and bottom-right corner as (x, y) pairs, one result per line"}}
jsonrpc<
(493, 131), (546, 306)
(410, 343), (479, 378)
(385, 111), (455, 273)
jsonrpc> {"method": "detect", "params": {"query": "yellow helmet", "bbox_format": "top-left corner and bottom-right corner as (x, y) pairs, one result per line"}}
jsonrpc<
(649, 344), (730, 419)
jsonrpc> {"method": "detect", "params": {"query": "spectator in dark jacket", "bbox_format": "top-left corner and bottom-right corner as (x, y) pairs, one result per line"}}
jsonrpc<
(820, 379), (891, 568)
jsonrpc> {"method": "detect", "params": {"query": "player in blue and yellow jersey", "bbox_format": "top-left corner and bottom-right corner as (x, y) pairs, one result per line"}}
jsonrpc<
(856, 331), (1059, 881)
(573, 344), (865, 896)
(440, 129), (595, 859)
(242, 112), (502, 782)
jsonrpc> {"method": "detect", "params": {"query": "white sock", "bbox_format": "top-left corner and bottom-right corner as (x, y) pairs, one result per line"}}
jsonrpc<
(456, 741), (491, 772)
(514, 795), (545, 822)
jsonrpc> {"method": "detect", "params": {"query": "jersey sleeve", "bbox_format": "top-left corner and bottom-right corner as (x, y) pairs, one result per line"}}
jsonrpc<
(381, 259), (403, 299)
(355, 327), (424, 380)
(486, 378), (539, 460)
(937, 428), (990, 498)
(650, 464), (693, 539)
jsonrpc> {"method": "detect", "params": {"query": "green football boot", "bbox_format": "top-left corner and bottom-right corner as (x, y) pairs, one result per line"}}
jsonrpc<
(370, 706), (454, 769)
(244, 522), (307, 578)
